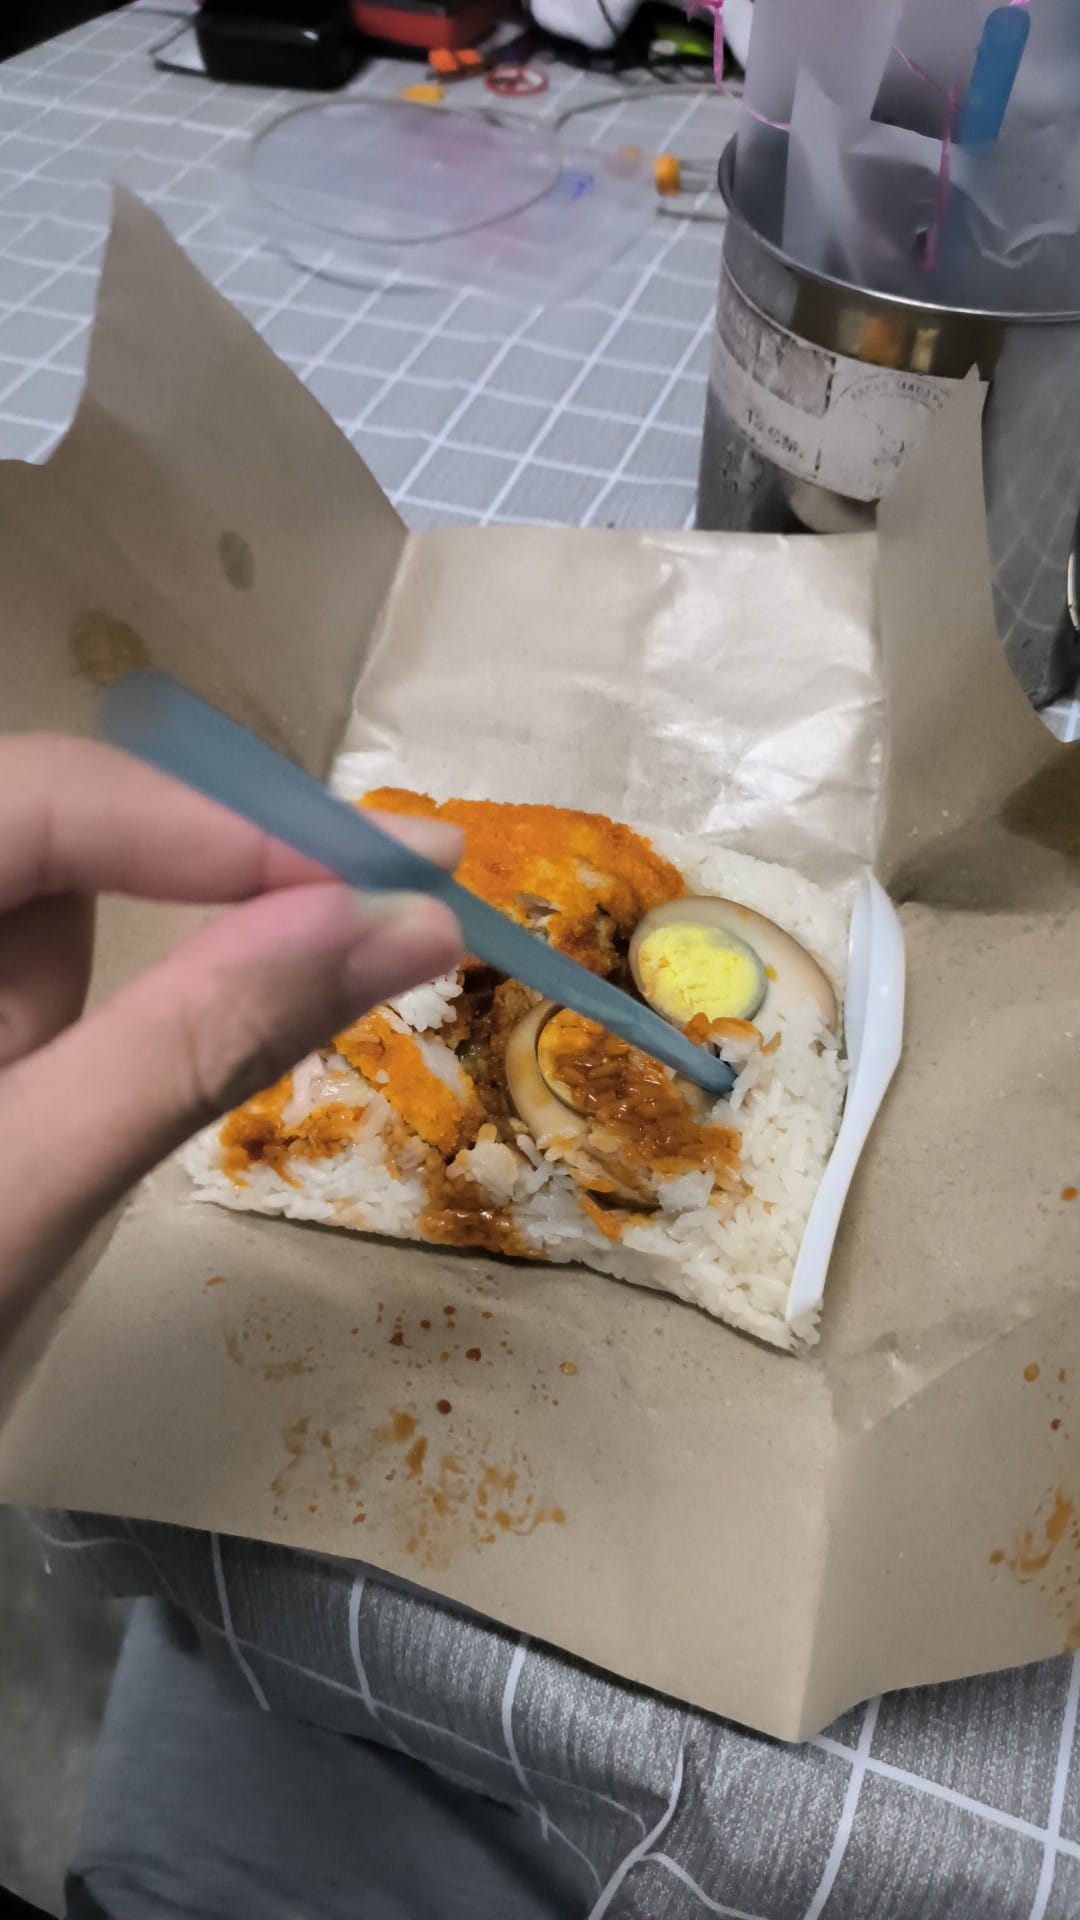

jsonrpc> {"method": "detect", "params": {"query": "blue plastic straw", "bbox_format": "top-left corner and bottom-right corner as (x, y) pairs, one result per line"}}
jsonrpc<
(955, 5), (1030, 146)
(99, 671), (735, 1100)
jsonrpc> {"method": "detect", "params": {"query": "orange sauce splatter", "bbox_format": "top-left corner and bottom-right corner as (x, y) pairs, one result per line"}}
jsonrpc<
(371, 1401), (564, 1570)
(466, 1347), (482, 1361)
(1004, 1491), (1074, 1576)
(436, 1399), (452, 1415)
(205, 1275), (226, 1288)
(362, 790), (683, 973)
(989, 1549), (1005, 1565)
(261, 1359), (311, 1383)
(373, 1410), (417, 1445)
(390, 1330), (404, 1347)
(1024, 1364), (1040, 1383)
(560, 1361), (578, 1377)
(1064, 1187), (1078, 1202)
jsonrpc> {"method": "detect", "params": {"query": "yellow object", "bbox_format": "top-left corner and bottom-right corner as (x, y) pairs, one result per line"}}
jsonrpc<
(399, 82), (445, 104)
(654, 153), (682, 196)
(635, 922), (763, 1025)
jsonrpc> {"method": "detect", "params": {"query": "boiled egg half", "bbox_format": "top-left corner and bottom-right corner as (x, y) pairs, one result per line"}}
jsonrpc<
(629, 897), (837, 1036)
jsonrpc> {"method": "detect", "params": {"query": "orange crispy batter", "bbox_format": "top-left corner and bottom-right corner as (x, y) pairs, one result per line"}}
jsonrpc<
(336, 1012), (483, 1155)
(362, 790), (683, 974)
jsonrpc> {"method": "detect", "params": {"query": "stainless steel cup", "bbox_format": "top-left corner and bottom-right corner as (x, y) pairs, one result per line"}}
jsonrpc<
(696, 141), (1080, 706)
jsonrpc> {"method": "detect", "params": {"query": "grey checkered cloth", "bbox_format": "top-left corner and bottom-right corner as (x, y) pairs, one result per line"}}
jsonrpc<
(32, 1509), (1080, 1919)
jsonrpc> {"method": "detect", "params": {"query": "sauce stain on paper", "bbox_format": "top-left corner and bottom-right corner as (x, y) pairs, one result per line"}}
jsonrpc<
(261, 1358), (312, 1383)
(68, 610), (150, 687)
(271, 1416), (367, 1528)
(989, 1366), (1080, 1647)
(211, 1282), (566, 1558)
(990, 1490), (1080, 1648)
(218, 530), (254, 590)
(221, 1312), (313, 1385)
(369, 1403), (565, 1571)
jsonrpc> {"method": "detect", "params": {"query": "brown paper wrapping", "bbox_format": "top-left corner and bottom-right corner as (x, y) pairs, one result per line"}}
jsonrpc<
(0, 192), (1078, 1740)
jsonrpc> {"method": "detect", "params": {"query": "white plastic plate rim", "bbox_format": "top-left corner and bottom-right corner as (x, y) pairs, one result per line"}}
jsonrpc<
(784, 873), (906, 1327)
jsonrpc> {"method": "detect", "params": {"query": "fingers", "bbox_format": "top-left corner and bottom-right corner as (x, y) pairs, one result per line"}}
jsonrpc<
(0, 893), (94, 1070)
(366, 810), (462, 871)
(0, 884), (464, 1320)
(0, 736), (463, 915)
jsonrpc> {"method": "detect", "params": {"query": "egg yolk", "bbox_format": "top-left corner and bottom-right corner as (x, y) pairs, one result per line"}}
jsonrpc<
(635, 923), (763, 1025)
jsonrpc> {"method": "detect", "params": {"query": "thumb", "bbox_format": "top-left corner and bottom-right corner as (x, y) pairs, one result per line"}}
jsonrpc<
(0, 883), (463, 1319)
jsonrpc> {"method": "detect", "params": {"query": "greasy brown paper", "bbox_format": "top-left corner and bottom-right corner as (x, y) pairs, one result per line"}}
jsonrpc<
(0, 191), (1078, 1741)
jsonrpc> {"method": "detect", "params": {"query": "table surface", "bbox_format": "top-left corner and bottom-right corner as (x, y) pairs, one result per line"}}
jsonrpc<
(0, 1), (738, 534)
(7, 12), (1080, 1920)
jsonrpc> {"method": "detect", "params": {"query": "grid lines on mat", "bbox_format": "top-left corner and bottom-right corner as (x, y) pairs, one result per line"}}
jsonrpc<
(0, 1), (735, 538)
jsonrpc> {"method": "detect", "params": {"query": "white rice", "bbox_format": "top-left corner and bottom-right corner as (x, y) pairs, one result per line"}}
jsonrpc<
(386, 971), (462, 1033)
(181, 822), (847, 1353)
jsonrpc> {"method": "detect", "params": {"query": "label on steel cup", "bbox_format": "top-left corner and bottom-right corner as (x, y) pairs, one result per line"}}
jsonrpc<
(710, 264), (983, 503)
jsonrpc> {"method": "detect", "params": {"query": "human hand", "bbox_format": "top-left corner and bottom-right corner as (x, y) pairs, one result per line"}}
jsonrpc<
(0, 737), (464, 1348)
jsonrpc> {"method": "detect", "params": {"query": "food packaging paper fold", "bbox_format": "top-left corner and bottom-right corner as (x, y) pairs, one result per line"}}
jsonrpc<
(0, 190), (1077, 1741)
